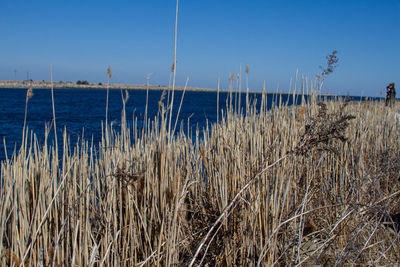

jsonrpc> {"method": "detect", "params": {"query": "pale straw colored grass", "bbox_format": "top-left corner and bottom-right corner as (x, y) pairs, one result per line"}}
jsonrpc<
(0, 87), (399, 266)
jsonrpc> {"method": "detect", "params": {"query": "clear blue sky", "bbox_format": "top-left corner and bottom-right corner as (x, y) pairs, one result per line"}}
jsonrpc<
(1, 0), (399, 96)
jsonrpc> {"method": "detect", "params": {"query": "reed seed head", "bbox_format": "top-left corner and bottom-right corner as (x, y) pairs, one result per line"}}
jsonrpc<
(231, 73), (237, 83)
(294, 102), (355, 156)
(125, 89), (129, 102)
(107, 65), (112, 79)
(158, 90), (166, 108)
(26, 87), (33, 99)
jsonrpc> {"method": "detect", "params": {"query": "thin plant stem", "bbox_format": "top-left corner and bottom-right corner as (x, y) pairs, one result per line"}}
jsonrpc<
(50, 64), (58, 161)
(168, 0), (179, 140)
(217, 76), (220, 124)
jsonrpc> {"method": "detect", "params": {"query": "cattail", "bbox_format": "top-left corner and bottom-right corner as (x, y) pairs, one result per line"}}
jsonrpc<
(107, 65), (112, 79)
(245, 64), (249, 74)
(171, 62), (175, 72)
(26, 87), (33, 99)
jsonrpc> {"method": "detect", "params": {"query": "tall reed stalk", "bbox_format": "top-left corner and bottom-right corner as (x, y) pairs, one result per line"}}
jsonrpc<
(217, 76), (220, 124)
(246, 64), (249, 111)
(168, 0), (179, 140)
(22, 87), (33, 147)
(106, 65), (111, 125)
(145, 73), (152, 130)
(50, 64), (58, 162)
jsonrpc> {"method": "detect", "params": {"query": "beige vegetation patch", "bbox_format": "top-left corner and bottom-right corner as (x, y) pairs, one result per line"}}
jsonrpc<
(1, 94), (399, 266)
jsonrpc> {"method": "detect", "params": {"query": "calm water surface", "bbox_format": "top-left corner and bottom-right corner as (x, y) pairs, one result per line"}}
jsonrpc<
(0, 88), (370, 162)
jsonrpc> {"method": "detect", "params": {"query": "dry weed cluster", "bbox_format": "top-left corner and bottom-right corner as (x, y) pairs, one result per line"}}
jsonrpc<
(1, 92), (399, 266)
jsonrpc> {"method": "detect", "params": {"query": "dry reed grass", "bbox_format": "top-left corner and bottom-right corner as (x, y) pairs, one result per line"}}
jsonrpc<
(0, 89), (399, 266)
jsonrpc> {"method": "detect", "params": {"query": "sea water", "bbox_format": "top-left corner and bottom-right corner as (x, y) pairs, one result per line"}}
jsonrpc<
(0, 88), (371, 162)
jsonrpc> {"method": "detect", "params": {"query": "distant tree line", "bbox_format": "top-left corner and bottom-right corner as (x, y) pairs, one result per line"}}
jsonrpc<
(76, 80), (89, 85)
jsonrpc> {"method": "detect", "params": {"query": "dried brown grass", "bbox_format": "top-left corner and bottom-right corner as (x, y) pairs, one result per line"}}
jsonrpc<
(1, 92), (399, 266)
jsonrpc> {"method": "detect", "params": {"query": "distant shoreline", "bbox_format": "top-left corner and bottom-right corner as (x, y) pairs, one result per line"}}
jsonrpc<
(0, 80), (219, 92)
(0, 80), (337, 96)
(3, 80), (377, 99)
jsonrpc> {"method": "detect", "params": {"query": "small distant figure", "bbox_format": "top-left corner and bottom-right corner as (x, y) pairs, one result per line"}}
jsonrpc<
(385, 83), (396, 107)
